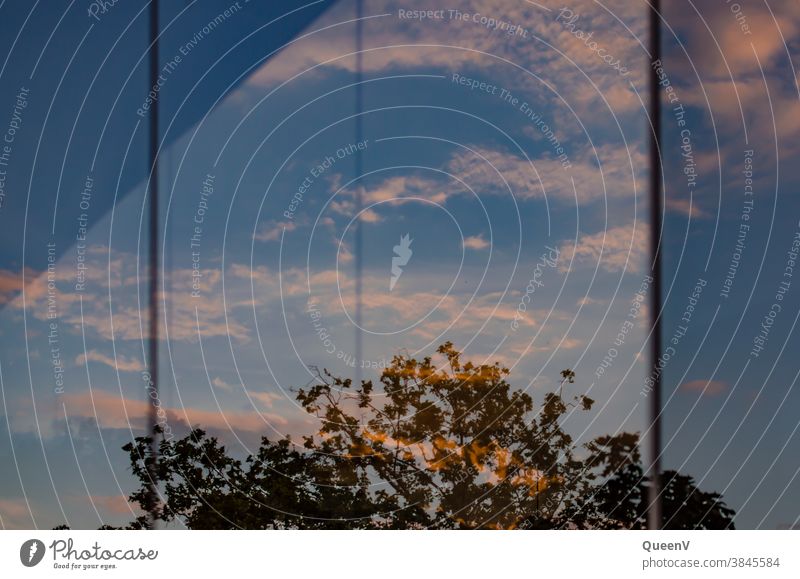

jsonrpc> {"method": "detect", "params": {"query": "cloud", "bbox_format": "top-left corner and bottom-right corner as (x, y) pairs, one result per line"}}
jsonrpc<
(324, 140), (646, 216)
(359, 208), (383, 223)
(665, 197), (709, 219)
(683, 77), (800, 163)
(83, 495), (138, 517)
(244, 0), (648, 122)
(446, 143), (645, 204)
(249, 391), (282, 409)
(0, 269), (25, 305)
(668, 0), (799, 78)
(363, 175), (449, 205)
(559, 222), (649, 273)
(75, 350), (144, 373)
(254, 220), (297, 242)
(212, 377), (235, 392)
(329, 201), (387, 222)
(7, 247), (252, 343)
(680, 379), (728, 396)
(211, 376), (286, 409)
(245, 5), (484, 88)
(0, 498), (34, 529)
(576, 296), (605, 306)
(1, 266), (82, 309)
(336, 238), (354, 264)
(60, 390), (289, 432)
(332, 176), (450, 212)
(463, 235), (490, 250)
(79, 271), (250, 342)
(666, 0), (800, 167)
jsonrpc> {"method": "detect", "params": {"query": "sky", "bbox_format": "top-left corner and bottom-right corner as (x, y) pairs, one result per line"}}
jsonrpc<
(0, 0), (798, 530)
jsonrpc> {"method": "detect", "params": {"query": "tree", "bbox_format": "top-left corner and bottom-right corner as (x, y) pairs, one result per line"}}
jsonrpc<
(109, 343), (734, 529)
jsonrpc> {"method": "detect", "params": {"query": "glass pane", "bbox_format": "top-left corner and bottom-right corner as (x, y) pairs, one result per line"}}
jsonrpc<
(155, 0), (657, 529)
(0, 0), (333, 529)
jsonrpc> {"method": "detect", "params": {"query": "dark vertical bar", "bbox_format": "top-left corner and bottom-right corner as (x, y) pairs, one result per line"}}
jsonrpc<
(146, 0), (160, 528)
(647, 0), (663, 530)
(354, 0), (363, 387)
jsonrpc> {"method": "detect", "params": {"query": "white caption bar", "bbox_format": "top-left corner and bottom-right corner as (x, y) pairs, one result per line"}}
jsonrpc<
(1, 530), (798, 577)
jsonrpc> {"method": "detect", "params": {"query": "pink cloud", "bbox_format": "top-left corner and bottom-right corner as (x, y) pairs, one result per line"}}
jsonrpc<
(359, 209), (383, 223)
(0, 498), (34, 529)
(463, 235), (490, 250)
(680, 379), (727, 396)
(61, 390), (289, 432)
(85, 494), (139, 517)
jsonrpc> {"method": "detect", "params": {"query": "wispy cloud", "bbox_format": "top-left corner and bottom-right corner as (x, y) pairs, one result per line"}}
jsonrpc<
(254, 220), (298, 242)
(559, 222), (649, 273)
(446, 143), (645, 204)
(665, 197), (709, 219)
(75, 350), (144, 373)
(58, 390), (289, 432)
(212, 377), (236, 392)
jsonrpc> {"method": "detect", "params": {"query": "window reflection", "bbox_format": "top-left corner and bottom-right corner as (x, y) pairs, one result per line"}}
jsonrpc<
(3, 0), (788, 530)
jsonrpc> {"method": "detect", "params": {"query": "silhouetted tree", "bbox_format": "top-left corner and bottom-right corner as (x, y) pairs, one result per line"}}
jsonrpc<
(111, 343), (734, 529)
